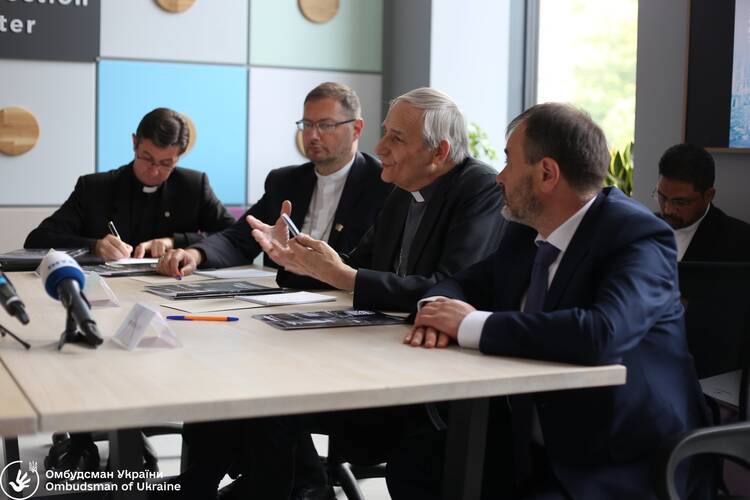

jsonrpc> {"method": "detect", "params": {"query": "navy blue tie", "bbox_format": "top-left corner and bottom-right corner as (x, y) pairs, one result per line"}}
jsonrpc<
(512, 241), (561, 485)
(524, 241), (560, 313)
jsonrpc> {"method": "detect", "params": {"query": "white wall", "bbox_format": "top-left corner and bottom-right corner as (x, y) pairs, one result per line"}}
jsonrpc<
(0, 208), (56, 252)
(634, 0), (750, 222)
(430, 0), (511, 171)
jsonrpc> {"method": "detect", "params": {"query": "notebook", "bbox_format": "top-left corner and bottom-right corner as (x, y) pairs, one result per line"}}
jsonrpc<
(253, 309), (406, 330)
(145, 279), (283, 300)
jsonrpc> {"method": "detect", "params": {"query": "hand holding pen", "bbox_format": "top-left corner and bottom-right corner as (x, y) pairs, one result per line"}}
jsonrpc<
(93, 221), (133, 261)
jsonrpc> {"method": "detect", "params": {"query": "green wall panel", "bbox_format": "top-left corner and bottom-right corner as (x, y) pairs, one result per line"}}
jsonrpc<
(250, 0), (382, 72)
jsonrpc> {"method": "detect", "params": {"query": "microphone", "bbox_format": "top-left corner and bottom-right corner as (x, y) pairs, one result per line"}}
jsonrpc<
(0, 270), (29, 324)
(39, 250), (103, 348)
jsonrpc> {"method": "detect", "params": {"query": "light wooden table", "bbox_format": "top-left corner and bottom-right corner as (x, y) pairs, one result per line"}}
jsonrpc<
(0, 361), (36, 437)
(0, 269), (626, 499)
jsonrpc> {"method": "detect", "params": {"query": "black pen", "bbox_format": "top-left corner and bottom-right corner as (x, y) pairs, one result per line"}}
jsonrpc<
(107, 220), (121, 239)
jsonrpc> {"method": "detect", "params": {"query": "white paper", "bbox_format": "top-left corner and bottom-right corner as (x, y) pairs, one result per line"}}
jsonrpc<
(235, 291), (336, 306)
(112, 303), (181, 350)
(160, 298), (267, 314)
(130, 274), (209, 284)
(195, 268), (276, 279)
(108, 258), (159, 265)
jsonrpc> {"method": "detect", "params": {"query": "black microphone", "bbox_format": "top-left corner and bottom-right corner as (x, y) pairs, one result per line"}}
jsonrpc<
(39, 251), (103, 347)
(0, 270), (29, 325)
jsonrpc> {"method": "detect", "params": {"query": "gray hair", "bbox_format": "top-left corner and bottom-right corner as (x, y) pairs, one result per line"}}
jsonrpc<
(390, 87), (469, 164)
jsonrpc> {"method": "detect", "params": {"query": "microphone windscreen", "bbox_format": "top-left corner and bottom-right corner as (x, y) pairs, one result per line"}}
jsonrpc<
(39, 250), (85, 300)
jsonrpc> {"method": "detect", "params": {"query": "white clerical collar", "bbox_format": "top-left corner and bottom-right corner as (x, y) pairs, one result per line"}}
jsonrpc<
(142, 185), (159, 194)
(535, 195), (597, 252)
(674, 204), (711, 237)
(315, 156), (354, 182)
(410, 191), (425, 203)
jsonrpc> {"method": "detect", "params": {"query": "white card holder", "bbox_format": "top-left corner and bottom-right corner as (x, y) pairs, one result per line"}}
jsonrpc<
(83, 272), (120, 308)
(112, 303), (181, 350)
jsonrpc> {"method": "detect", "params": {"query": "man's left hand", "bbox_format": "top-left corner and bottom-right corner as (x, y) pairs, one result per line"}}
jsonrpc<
(408, 298), (476, 347)
(134, 237), (174, 258)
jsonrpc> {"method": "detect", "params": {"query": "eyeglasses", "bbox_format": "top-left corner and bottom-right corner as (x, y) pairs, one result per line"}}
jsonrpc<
(136, 153), (177, 171)
(651, 188), (701, 208)
(295, 119), (356, 133)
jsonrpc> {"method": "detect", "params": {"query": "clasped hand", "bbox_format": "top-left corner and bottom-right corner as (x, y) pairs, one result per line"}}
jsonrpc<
(406, 298), (476, 348)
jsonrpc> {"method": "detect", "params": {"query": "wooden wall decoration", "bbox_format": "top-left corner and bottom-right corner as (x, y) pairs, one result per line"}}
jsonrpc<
(298, 0), (339, 23)
(0, 107), (40, 156)
(295, 130), (306, 157)
(156, 0), (196, 14)
(181, 113), (197, 154)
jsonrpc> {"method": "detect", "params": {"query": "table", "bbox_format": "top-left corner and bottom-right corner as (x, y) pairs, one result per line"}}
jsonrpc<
(0, 362), (36, 437)
(0, 270), (626, 499)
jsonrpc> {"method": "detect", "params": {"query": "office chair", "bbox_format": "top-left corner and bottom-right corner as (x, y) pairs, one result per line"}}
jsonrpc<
(324, 437), (386, 500)
(660, 262), (750, 499)
(663, 422), (750, 500)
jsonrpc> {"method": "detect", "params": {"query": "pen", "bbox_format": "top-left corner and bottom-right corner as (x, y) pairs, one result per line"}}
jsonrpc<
(107, 220), (121, 239)
(166, 315), (239, 322)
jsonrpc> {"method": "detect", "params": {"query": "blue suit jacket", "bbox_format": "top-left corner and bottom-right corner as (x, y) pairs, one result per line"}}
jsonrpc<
(427, 188), (707, 499)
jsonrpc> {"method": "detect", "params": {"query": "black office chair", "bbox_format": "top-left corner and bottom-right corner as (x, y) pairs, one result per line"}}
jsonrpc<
(324, 437), (386, 500)
(659, 262), (750, 499)
(663, 422), (750, 500)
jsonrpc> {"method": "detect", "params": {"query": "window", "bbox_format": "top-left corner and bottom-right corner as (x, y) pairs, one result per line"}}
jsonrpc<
(535, 0), (638, 150)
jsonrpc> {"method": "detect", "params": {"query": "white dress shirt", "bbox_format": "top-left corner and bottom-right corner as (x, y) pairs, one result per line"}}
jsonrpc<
(300, 156), (354, 242)
(456, 195), (598, 349)
(673, 205), (710, 261)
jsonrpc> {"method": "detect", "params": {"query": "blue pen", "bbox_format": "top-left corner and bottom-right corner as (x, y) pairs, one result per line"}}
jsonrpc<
(166, 315), (239, 322)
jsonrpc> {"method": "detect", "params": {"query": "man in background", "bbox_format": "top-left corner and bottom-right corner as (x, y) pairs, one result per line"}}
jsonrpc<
(156, 82), (391, 500)
(157, 82), (391, 291)
(655, 143), (750, 261)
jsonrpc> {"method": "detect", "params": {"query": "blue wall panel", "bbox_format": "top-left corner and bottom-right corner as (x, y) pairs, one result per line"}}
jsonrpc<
(97, 60), (247, 205)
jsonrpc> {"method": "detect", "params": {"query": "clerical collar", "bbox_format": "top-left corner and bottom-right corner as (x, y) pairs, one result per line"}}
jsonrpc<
(409, 173), (445, 203)
(142, 185), (159, 194)
(315, 155), (354, 182)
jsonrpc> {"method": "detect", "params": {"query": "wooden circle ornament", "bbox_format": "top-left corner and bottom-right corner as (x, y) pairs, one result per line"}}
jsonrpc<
(298, 0), (339, 23)
(0, 107), (40, 156)
(155, 0), (196, 14)
(180, 113), (197, 155)
(295, 130), (306, 156)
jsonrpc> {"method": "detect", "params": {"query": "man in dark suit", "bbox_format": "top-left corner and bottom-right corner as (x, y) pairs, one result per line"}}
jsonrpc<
(232, 88), (505, 499)
(401, 103), (707, 499)
(24, 108), (235, 475)
(154, 83), (391, 500)
(157, 82), (391, 290)
(654, 143), (750, 261)
(249, 87), (505, 312)
(25, 107), (234, 260)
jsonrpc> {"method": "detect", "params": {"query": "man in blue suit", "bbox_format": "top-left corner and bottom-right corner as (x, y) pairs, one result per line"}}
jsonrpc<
(398, 103), (707, 499)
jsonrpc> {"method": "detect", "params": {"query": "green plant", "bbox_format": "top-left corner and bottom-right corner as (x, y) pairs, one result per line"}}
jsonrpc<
(468, 122), (498, 162)
(606, 141), (633, 196)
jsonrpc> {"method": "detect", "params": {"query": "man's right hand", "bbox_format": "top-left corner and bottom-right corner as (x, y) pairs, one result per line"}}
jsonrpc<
(94, 234), (133, 261)
(156, 248), (202, 277)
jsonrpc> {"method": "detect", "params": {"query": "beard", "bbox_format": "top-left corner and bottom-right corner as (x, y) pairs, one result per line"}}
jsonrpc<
(662, 214), (686, 229)
(500, 176), (542, 226)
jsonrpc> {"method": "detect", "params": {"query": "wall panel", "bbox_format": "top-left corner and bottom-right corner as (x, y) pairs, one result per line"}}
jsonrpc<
(100, 0), (248, 64)
(0, 60), (95, 205)
(250, 0), (382, 72)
